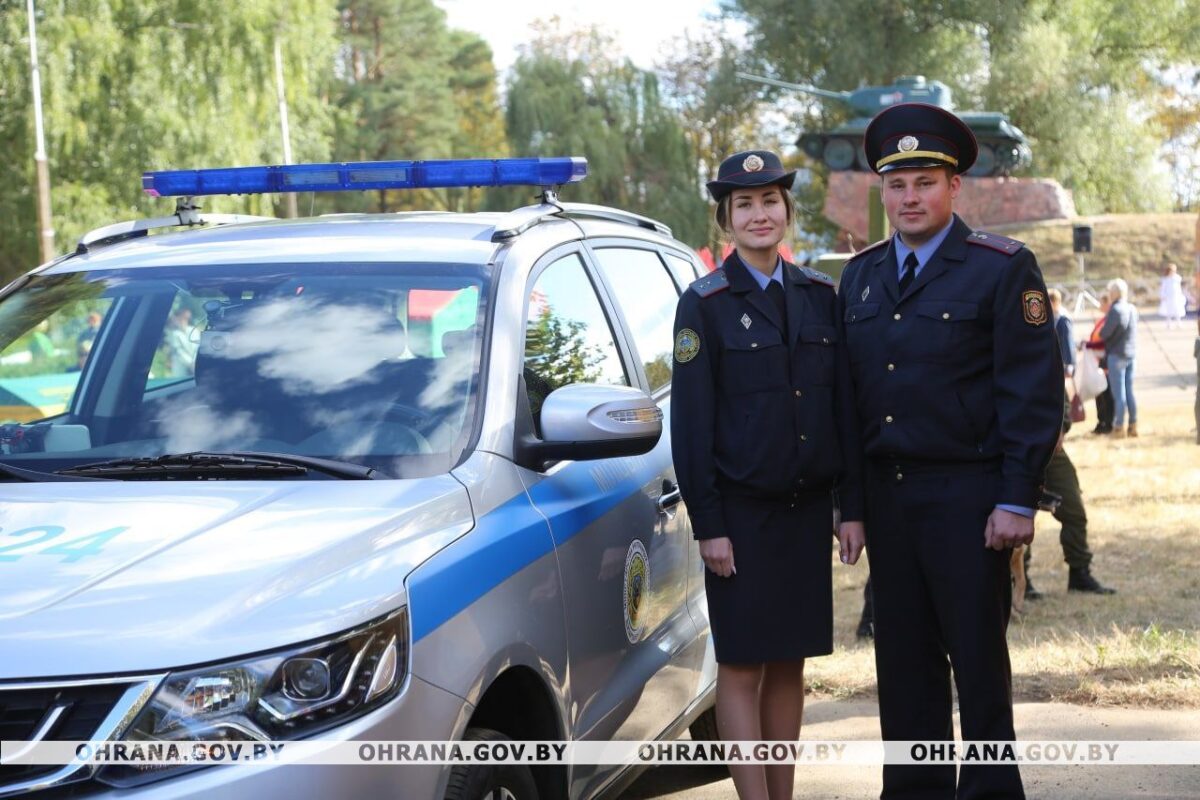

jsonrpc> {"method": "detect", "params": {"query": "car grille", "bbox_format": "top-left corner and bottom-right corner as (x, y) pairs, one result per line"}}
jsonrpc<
(0, 677), (161, 797)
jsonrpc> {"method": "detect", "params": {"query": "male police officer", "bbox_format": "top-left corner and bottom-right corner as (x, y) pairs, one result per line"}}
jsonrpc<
(835, 104), (1062, 800)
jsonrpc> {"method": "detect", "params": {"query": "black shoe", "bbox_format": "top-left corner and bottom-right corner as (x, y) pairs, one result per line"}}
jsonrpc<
(856, 618), (874, 639)
(1092, 425), (1112, 435)
(1068, 568), (1116, 594)
(1024, 578), (1044, 601)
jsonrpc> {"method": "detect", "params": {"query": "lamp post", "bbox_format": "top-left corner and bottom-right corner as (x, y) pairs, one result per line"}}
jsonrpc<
(26, 0), (55, 262)
(273, 36), (299, 219)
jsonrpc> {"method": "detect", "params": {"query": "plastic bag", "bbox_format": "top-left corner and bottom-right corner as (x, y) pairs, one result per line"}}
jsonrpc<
(1076, 348), (1107, 402)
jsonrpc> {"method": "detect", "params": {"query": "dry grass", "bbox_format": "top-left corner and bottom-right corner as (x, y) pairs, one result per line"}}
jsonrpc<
(992, 213), (1195, 283)
(812, 403), (1200, 708)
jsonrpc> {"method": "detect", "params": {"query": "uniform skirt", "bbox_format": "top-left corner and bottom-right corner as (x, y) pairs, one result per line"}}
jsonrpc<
(704, 491), (834, 663)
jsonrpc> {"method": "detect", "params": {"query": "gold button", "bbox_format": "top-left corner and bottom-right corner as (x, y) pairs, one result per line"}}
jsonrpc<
(887, 363), (895, 371)
(894, 313), (902, 320)
(942, 312), (950, 320)
(794, 389), (802, 397)
(885, 415), (894, 423)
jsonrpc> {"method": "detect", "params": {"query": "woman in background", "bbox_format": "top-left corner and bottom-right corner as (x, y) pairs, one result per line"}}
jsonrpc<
(1159, 262), (1187, 327)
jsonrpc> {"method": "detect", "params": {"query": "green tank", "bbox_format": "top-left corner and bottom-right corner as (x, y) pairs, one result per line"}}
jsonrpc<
(738, 73), (1032, 177)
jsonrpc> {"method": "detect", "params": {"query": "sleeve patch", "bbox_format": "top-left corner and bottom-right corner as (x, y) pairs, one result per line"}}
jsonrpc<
(968, 231), (1024, 255)
(690, 269), (729, 298)
(1023, 290), (1048, 325)
(674, 328), (701, 363)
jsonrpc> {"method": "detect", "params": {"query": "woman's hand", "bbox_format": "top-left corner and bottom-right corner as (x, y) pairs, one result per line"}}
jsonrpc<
(838, 521), (866, 565)
(699, 537), (736, 578)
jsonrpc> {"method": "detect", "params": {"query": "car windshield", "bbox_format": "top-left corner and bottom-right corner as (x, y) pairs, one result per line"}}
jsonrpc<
(0, 261), (488, 479)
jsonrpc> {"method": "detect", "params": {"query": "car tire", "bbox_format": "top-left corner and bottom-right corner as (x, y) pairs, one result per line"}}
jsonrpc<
(688, 706), (719, 742)
(444, 728), (539, 800)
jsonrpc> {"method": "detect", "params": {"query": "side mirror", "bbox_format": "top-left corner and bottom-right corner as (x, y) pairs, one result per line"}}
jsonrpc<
(517, 384), (662, 469)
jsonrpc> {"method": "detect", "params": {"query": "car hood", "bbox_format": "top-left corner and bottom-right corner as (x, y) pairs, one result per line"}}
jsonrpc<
(0, 478), (472, 680)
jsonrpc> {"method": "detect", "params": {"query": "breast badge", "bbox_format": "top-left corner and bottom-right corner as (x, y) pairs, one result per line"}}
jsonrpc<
(674, 328), (700, 363)
(1023, 290), (1048, 325)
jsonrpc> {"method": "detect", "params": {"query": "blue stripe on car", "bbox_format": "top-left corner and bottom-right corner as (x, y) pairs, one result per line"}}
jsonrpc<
(408, 456), (657, 642)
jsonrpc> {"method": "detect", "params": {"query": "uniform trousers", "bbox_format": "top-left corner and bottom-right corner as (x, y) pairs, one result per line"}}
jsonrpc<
(865, 460), (1024, 800)
(1024, 449), (1091, 571)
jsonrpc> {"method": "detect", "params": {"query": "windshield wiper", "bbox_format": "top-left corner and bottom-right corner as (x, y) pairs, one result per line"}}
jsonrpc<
(58, 451), (378, 480)
(0, 461), (112, 482)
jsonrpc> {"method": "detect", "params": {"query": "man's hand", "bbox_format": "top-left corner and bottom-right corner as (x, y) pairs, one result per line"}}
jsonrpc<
(699, 537), (736, 577)
(838, 521), (866, 565)
(984, 508), (1035, 551)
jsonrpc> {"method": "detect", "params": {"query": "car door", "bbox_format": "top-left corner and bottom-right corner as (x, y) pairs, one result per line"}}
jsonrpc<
(512, 247), (688, 797)
(587, 243), (709, 691)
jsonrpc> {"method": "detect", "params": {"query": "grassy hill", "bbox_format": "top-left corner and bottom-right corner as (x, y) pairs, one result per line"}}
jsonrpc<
(992, 213), (1197, 283)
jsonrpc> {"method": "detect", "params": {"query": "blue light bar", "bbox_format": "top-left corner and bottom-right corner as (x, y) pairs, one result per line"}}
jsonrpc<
(142, 157), (588, 197)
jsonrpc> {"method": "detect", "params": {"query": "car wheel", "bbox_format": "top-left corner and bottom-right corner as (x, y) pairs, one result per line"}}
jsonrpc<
(444, 728), (539, 800)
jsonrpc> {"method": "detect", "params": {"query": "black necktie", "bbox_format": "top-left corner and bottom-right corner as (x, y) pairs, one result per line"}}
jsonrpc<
(899, 252), (918, 296)
(766, 279), (787, 336)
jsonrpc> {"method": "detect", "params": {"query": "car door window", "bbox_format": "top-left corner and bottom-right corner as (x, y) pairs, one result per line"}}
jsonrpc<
(663, 251), (700, 290)
(524, 254), (628, 432)
(593, 247), (680, 393)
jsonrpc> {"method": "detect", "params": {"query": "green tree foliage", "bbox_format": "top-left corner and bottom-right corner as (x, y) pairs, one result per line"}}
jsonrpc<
(0, 0), (340, 279)
(657, 24), (838, 253)
(498, 22), (708, 247)
(525, 307), (600, 386)
(730, 0), (1200, 214)
(332, 0), (504, 213)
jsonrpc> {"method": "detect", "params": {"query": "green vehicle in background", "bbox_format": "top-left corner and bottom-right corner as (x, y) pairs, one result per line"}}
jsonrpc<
(739, 73), (1033, 177)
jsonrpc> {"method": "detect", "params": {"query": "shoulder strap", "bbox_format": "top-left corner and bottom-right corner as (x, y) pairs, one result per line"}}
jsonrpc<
(690, 268), (729, 298)
(967, 230), (1024, 256)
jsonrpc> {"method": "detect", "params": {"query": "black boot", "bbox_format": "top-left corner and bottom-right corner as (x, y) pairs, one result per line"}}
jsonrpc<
(1024, 577), (1044, 600)
(1068, 567), (1116, 594)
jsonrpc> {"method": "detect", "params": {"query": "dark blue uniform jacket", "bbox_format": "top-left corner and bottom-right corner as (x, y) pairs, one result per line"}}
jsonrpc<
(835, 215), (1062, 513)
(671, 254), (863, 541)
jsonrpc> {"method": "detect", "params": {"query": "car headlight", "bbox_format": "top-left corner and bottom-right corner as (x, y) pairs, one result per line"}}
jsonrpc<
(96, 608), (407, 788)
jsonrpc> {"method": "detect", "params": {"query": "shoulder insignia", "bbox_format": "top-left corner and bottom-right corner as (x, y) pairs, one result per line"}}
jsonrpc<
(800, 266), (835, 287)
(967, 230), (1024, 255)
(847, 238), (889, 261)
(1023, 290), (1048, 326)
(690, 268), (729, 298)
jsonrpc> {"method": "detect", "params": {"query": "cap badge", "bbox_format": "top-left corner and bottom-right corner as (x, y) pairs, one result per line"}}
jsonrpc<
(898, 135), (919, 152)
(742, 154), (765, 172)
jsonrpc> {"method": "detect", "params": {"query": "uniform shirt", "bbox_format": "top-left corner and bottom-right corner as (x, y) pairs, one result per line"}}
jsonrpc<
(835, 215), (1062, 517)
(893, 219), (954, 281)
(671, 253), (862, 540)
(738, 253), (784, 289)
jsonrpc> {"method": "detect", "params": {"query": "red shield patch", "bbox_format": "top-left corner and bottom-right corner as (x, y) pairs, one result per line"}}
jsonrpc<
(1023, 291), (1048, 325)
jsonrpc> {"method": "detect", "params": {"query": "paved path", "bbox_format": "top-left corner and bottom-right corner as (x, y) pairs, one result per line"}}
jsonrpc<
(623, 701), (1200, 799)
(621, 308), (1200, 799)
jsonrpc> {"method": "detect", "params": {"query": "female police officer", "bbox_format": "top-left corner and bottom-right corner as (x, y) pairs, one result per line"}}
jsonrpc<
(671, 150), (863, 800)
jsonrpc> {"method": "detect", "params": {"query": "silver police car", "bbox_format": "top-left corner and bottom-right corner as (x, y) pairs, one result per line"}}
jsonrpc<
(0, 158), (717, 799)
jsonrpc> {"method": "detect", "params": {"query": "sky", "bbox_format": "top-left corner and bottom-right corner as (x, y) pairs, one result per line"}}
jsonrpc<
(435, 0), (740, 73)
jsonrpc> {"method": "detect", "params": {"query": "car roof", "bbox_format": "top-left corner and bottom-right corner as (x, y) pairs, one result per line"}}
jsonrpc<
(39, 203), (693, 277)
(43, 214), (515, 273)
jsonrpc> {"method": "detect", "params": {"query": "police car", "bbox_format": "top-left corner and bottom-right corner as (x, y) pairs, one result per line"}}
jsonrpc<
(0, 158), (718, 799)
